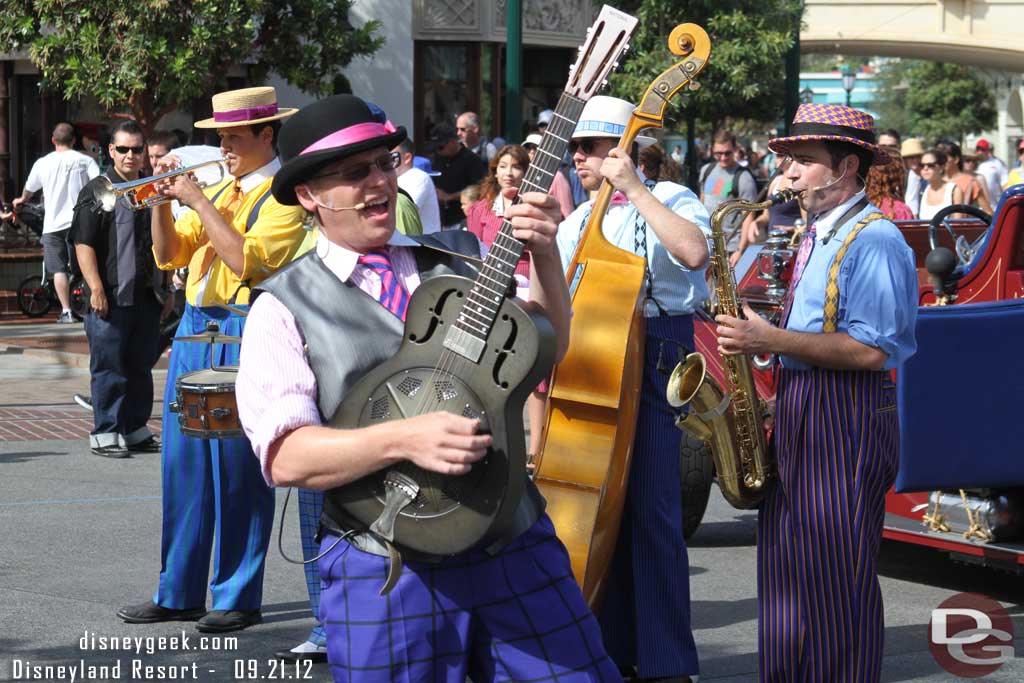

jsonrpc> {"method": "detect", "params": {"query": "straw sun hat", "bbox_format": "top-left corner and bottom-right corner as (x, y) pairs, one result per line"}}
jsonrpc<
(194, 86), (298, 129)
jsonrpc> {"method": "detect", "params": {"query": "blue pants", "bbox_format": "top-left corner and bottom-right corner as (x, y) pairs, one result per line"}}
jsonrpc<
(758, 369), (898, 682)
(299, 488), (326, 647)
(599, 314), (700, 678)
(84, 297), (161, 447)
(154, 303), (275, 611)
(318, 515), (618, 682)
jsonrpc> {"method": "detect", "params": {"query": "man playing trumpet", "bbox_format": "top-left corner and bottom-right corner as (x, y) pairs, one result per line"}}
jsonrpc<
(117, 86), (307, 633)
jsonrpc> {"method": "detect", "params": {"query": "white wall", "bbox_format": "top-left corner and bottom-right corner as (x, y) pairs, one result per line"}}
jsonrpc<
(347, 0), (414, 132)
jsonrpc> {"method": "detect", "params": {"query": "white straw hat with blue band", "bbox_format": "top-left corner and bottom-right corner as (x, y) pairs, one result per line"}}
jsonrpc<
(572, 96), (657, 147)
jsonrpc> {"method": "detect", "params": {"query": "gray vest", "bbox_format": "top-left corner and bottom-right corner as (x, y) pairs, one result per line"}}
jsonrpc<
(256, 232), (544, 557)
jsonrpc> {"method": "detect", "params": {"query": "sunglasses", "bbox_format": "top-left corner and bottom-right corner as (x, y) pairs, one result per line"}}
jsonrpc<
(921, 161), (942, 169)
(569, 138), (613, 155)
(114, 145), (144, 155)
(312, 151), (400, 183)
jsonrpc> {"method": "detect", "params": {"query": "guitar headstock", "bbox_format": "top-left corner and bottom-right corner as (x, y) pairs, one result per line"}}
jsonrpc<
(565, 5), (639, 101)
(633, 24), (712, 129)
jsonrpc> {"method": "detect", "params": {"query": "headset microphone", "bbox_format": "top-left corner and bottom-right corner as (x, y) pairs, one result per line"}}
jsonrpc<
(306, 193), (367, 212)
(809, 165), (847, 194)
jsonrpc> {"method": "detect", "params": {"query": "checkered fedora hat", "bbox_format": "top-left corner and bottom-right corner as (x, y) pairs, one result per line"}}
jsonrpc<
(769, 103), (890, 165)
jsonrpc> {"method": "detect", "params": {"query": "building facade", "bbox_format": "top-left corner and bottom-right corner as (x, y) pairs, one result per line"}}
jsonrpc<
(0, 0), (595, 197)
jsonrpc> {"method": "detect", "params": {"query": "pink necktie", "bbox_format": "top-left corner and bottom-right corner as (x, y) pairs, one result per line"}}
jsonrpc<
(358, 248), (409, 321)
(779, 223), (816, 329)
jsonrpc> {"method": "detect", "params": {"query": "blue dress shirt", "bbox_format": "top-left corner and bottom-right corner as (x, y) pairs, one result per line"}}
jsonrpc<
(556, 178), (712, 317)
(782, 191), (919, 370)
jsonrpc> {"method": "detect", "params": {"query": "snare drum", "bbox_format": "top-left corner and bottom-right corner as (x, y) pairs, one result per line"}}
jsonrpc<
(170, 367), (242, 439)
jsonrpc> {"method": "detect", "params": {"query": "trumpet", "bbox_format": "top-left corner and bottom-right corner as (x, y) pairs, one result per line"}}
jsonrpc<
(93, 158), (228, 212)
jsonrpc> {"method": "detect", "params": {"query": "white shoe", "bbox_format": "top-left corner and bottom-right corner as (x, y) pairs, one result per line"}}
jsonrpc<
(73, 394), (93, 411)
(56, 311), (76, 324)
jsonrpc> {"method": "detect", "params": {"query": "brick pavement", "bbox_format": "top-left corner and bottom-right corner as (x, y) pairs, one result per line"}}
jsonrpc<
(0, 405), (162, 442)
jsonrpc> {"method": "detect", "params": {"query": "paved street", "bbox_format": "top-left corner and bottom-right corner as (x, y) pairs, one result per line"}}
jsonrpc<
(1, 321), (1023, 682)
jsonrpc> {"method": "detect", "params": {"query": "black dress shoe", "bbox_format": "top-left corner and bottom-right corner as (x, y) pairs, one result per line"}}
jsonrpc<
(92, 444), (129, 458)
(273, 649), (328, 663)
(196, 609), (262, 633)
(127, 436), (161, 453)
(117, 601), (206, 624)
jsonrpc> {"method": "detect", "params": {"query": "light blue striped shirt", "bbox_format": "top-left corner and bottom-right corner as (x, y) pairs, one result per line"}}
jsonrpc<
(556, 178), (712, 317)
(782, 192), (919, 370)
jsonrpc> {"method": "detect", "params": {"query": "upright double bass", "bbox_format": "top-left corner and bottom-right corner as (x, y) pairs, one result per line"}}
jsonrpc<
(534, 23), (711, 608)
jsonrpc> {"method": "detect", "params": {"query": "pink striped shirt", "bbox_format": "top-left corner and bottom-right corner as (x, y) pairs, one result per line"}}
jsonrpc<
(236, 235), (422, 486)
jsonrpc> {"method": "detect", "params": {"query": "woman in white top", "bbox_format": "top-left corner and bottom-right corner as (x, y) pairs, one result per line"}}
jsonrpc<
(919, 148), (964, 220)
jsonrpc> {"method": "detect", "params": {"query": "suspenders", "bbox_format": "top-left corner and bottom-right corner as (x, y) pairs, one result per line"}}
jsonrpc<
(206, 180), (274, 304)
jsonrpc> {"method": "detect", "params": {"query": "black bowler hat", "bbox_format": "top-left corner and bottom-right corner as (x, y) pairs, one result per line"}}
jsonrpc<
(271, 94), (407, 206)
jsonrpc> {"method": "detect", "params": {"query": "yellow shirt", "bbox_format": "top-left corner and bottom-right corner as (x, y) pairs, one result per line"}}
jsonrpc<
(155, 169), (306, 306)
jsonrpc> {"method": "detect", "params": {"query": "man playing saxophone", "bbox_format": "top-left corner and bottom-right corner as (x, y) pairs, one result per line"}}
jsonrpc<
(715, 104), (918, 682)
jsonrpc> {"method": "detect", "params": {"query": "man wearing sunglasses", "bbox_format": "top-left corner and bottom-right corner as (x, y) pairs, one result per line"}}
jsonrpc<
(116, 86), (307, 634)
(556, 95), (711, 683)
(234, 94), (618, 681)
(69, 120), (166, 458)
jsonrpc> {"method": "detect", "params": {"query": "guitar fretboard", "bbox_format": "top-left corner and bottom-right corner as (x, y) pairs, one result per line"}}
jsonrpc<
(453, 93), (586, 343)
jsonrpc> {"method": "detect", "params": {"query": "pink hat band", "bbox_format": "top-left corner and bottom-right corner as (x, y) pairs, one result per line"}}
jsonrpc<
(300, 121), (398, 156)
(213, 103), (280, 123)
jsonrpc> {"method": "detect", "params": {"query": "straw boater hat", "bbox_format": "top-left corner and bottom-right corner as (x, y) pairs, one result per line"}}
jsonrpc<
(194, 86), (298, 129)
(573, 96), (656, 148)
(900, 138), (925, 158)
(768, 103), (890, 165)
(271, 94), (407, 206)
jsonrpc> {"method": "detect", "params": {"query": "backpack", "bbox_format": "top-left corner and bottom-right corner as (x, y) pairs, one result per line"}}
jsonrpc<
(699, 163), (758, 200)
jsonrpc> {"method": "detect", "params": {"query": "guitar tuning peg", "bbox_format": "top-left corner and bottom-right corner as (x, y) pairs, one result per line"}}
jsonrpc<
(611, 61), (619, 69)
(689, 81), (701, 91)
(602, 79), (608, 88)
(623, 43), (630, 53)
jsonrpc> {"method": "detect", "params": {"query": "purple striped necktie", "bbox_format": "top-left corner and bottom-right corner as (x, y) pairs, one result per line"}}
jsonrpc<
(358, 248), (409, 321)
(779, 222), (817, 329)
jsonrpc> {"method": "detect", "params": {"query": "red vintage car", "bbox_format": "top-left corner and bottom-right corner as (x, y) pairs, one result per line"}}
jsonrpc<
(684, 185), (1024, 571)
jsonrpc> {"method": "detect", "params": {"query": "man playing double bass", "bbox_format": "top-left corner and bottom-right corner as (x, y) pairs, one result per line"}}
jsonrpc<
(716, 103), (918, 681)
(555, 95), (711, 683)
(234, 94), (620, 682)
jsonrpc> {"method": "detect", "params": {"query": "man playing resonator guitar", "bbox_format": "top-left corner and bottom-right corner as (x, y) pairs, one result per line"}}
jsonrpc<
(716, 104), (918, 682)
(235, 94), (620, 682)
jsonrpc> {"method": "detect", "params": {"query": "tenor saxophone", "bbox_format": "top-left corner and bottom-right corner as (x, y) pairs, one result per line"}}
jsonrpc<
(666, 189), (801, 509)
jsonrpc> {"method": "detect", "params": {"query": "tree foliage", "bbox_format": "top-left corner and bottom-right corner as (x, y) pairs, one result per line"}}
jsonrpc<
(902, 61), (996, 144)
(608, 0), (803, 134)
(872, 59), (913, 135)
(0, 1), (383, 132)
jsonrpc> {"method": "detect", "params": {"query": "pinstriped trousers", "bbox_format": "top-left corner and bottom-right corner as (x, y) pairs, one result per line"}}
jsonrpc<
(154, 304), (275, 611)
(758, 368), (899, 682)
(599, 314), (700, 678)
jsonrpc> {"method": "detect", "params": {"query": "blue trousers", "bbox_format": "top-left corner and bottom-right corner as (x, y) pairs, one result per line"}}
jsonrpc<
(318, 514), (618, 682)
(154, 303), (275, 611)
(84, 297), (161, 447)
(599, 314), (700, 678)
(758, 369), (898, 682)
(298, 488), (326, 647)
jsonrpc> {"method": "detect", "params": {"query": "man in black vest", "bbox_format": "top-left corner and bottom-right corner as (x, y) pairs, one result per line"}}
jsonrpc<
(70, 120), (164, 458)
(235, 95), (618, 682)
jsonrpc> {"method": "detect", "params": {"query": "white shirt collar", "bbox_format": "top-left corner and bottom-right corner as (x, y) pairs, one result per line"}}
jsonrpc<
(314, 230), (417, 283)
(235, 157), (281, 194)
(814, 190), (866, 241)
